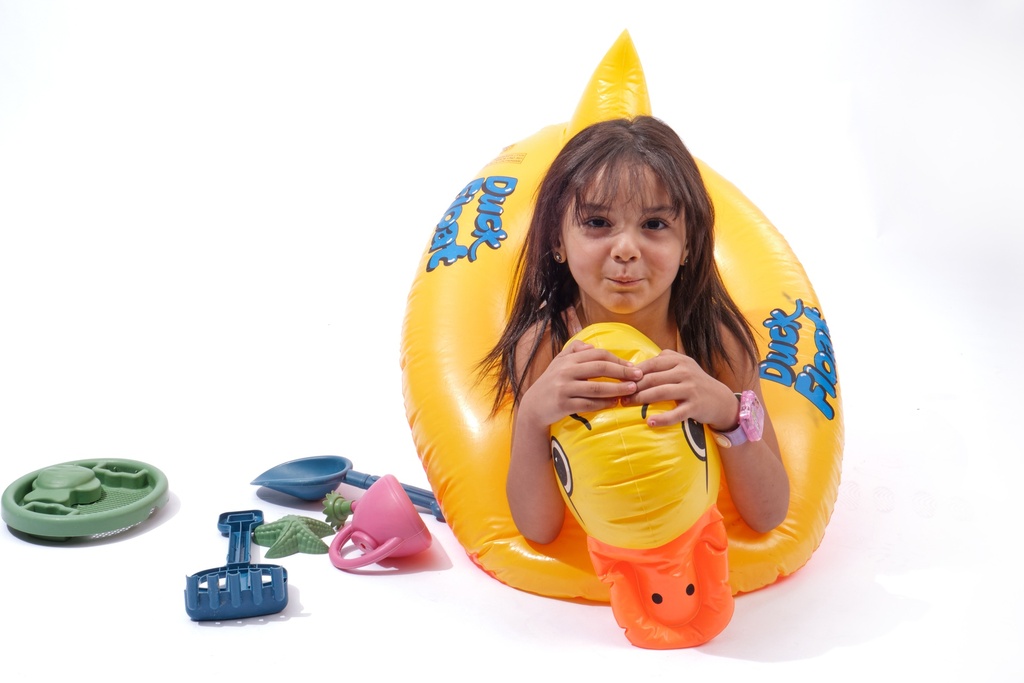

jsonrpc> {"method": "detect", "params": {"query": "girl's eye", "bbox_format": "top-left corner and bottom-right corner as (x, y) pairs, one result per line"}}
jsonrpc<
(644, 219), (669, 230)
(583, 218), (610, 229)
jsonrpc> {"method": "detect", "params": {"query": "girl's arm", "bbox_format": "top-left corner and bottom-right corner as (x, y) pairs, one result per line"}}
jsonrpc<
(507, 327), (641, 544)
(707, 357), (790, 533)
(508, 397), (567, 544)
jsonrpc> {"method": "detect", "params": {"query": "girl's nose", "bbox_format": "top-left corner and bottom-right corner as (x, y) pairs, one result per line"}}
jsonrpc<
(611, 230), (640, 262)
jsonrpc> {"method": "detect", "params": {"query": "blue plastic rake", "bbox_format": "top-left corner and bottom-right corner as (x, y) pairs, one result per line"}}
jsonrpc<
(184, 510), (288, 621)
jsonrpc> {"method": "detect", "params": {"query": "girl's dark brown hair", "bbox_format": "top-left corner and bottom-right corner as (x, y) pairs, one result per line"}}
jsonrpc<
(480, 116), (757, 412)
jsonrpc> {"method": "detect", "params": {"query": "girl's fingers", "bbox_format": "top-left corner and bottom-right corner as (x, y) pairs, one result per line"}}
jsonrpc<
(567, 396), (622, 414)
(558, 346), (641, 382)
(574, 376), (637, 398)
(644, 405), (689, 428)
(562, 340), (594, 354)
(564, 343), (635, 367)
(635, 350), (681, 370)
(575, 361), (642, 383)
(624, 384), (675, 405)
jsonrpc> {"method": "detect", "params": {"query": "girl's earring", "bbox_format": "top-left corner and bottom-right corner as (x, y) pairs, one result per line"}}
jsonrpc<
(553, 252), (564, 263)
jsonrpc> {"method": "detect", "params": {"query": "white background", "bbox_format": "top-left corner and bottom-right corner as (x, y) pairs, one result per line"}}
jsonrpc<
(2, 0), (1022, 679)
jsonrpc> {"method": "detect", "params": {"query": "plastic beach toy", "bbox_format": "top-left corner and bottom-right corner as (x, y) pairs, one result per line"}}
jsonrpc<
(2, 458), (169, 540)
(253, 515), (335, 558)
(184, 510), (288, 621)
(329, 475), (432, 570)
(251, 455), (444, 521)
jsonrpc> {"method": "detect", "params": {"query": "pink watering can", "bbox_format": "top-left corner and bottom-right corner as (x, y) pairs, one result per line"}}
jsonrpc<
(328, 474), (432, 570)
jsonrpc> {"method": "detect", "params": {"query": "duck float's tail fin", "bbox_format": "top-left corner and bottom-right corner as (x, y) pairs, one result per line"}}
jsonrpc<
(567, 30), (651, 137)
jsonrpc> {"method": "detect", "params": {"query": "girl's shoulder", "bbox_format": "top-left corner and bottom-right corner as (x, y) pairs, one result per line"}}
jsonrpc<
(713, 320), (759, 388)
(513, 304), (578, 391)
(513, 319), (555, 392)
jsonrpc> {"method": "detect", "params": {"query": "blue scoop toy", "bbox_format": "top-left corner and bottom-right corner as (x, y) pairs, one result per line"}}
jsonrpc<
(251, 455), (444, 522)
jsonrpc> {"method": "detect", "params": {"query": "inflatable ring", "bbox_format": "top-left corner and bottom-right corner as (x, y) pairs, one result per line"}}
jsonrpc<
(401, 31), (843, 599)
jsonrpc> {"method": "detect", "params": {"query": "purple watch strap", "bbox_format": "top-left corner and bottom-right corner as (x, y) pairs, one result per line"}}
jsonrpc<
(712, 393), (746, 448)
(715, 422), (748, 447)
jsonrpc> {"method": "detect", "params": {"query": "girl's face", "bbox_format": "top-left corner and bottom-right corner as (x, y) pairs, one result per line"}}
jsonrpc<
(557, 166), (688, 331)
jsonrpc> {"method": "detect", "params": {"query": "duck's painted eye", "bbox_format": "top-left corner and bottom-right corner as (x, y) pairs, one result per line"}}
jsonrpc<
(551, 437), (573, 497)
(683, 418), (707, 463)
(683, 418), (711, 492)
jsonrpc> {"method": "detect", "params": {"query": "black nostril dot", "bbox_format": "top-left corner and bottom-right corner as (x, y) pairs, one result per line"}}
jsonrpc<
(651, 593), (663, 604)
(686, 584), (695, 596)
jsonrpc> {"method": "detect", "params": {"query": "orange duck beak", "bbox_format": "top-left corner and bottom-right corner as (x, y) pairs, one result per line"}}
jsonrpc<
(586, 506), (734, 649)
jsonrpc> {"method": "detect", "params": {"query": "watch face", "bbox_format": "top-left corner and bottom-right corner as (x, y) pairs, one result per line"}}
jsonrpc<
(739, 391), (764, 442)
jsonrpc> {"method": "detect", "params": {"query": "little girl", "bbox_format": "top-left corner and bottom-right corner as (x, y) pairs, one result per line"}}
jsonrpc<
(481, 116), (790, 544)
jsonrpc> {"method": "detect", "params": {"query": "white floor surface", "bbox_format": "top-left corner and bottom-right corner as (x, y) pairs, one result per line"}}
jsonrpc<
(2, 1), (1022, 679)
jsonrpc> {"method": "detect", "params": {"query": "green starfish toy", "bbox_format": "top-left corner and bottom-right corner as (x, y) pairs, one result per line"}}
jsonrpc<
(252, 515), (335, 558)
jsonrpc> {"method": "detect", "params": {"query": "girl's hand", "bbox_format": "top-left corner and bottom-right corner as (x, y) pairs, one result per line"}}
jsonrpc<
(624, 350), (738, 429)
(518, 340), (642, 428)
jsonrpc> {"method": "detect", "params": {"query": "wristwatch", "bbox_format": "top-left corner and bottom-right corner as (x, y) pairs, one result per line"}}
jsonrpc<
(711, 390), (764, 449)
